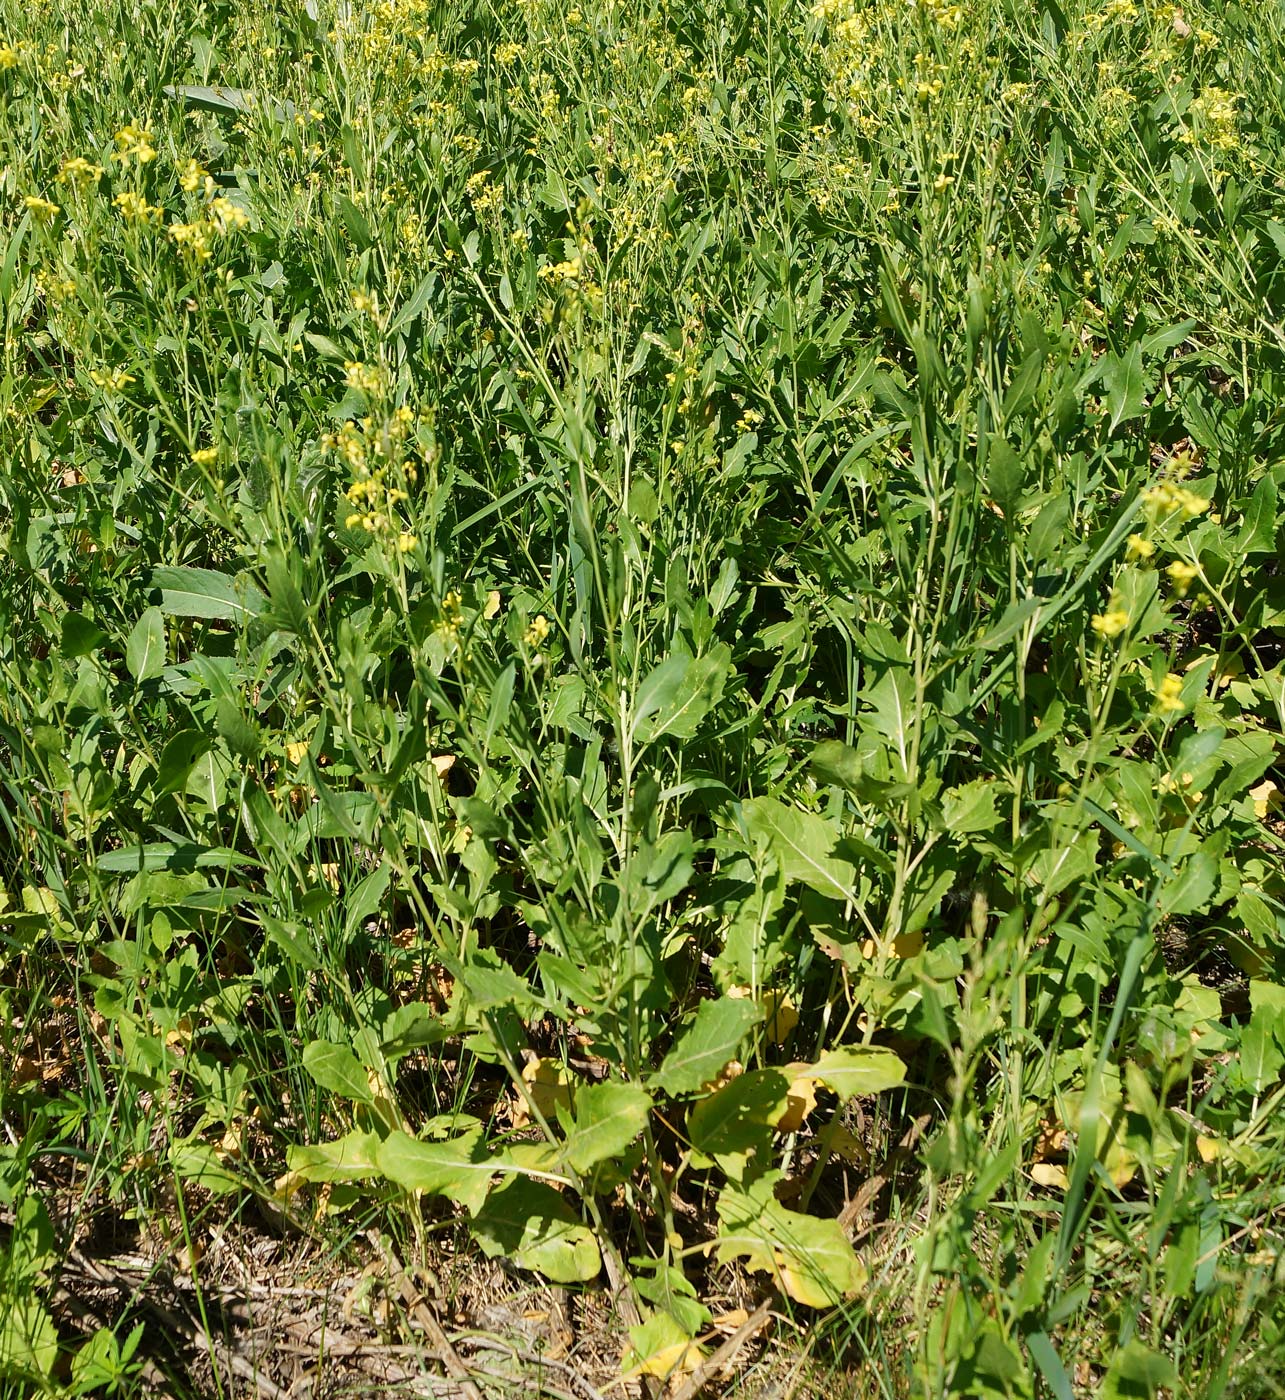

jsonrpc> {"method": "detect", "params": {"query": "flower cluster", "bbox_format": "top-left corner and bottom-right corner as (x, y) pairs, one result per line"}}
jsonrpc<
(1141, 479), (1208, 523)
(89, 368), (136, 392)
(114, 124), (157, 164)
(1180, 87), (1241, 153)
(114, 190), (164, 225)
(57, 156), (103, 190)
(344, 360), (388, 398)
(1153, 672), (1185, 715)
(1091, 602), (1130, 639)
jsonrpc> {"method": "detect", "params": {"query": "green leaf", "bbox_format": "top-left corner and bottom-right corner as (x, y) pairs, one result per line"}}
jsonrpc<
(162, 82), (295, 122)
(632, 646), (730, 744)
(653, 997), (762, 1096)
(1105, 341), (1146, 434)
(741, 797), (854, 901)
(470, 1176), (601, 1282)
(716, 1171), (865, 1306)
(986, 437), (1024, 512)
(940, 780), (1001, 835)
(0, 1298), (58, 1379)
(688, 1068), (790, 1159)
(170, 1143), (241, 1195)
(95, 842), (253, 873)
(557, 1080), (652, 1173)
(863, 668), (916, 776)
(154, 729), (213, 795)
(287, 1130), (383, 1183)
(151, 566), (267, 622)
(380, 1003), (448, 1063)
(975, 597), (1043, 652)
(60, 612), (108, 657)
(374, 1129), (496, 1214)
(807, 1046), (907, 1098)
(1236, 472), (1279, 555)
(125, 606), (165, 681)
(461, 948), (544, 1015)
(625, 1311), (703, 1380)
(301, 1040), (374, 1104)
(1100, 1340), (1177, 1399)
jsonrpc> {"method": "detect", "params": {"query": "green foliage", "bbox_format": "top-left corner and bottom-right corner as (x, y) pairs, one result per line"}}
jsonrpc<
(1, 0), (1285, 1393)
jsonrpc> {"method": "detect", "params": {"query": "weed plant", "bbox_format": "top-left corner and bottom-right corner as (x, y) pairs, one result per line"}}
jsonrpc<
(1, 0), (1284, 1395)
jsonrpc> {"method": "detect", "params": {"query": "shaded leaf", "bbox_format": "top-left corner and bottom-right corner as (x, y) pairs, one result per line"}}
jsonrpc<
(471, 1176), (601, 1282)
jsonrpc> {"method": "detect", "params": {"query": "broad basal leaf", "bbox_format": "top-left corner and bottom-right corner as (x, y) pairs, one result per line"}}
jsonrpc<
(471, 1176), (601, 1282)
(557, 1080), (652, 1173)
(301, 1040), (374, 1104)
(716, 1172), (865, 1307)
(625, 1312), (704, 1381)
(653, 997), (762, 1096)
(687, 1068), (790, 1160)
(807, 1045), (907, 1099)
(287, 1129), (383, 1183)
(151, 565), (267, 622)
(375, 1128), (497, 1215)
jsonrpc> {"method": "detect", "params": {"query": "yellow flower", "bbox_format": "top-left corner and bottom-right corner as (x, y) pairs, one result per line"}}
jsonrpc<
(23, 195), (60, 219)
(344, 360), (386, 397)
(0, 43), (19, 69)
(206, 195), (249, 233)
(396, 532), (416, 553)
(191, 446), (219, 467)
(1166, 560), (1199, 596)
(57, 156), (104, 188)
(114, 190), (164, 225)
(179, 158), (211, 194)
(1154, 672), (1185, 715)
(1143, 481), (1209, 521)
(524, 614), (550, 647)
(89, 368), (136, 392)
(933, 172), (954, 193)
(1125, 534), (1154, 561)
(1091, 608), (1129, 639)
(170, 220), (213, 261)
(114, 124), (157, 164)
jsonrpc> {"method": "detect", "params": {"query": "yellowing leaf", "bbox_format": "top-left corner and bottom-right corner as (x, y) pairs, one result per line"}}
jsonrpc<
(431, 753), (456, 780)
(777, 1067), (818, 1134)
(483, 590), (501, 619)
(762, 989), (798, 1044)
(716, 1171), (865, 1306)
(625, 1312), (703, 1381)
(1196, 1135), (1221, 1162)
(1030, 1162), (1069, 1189)
(1250, 778), (1280, 820)
(513, 1056), (574, 1128)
